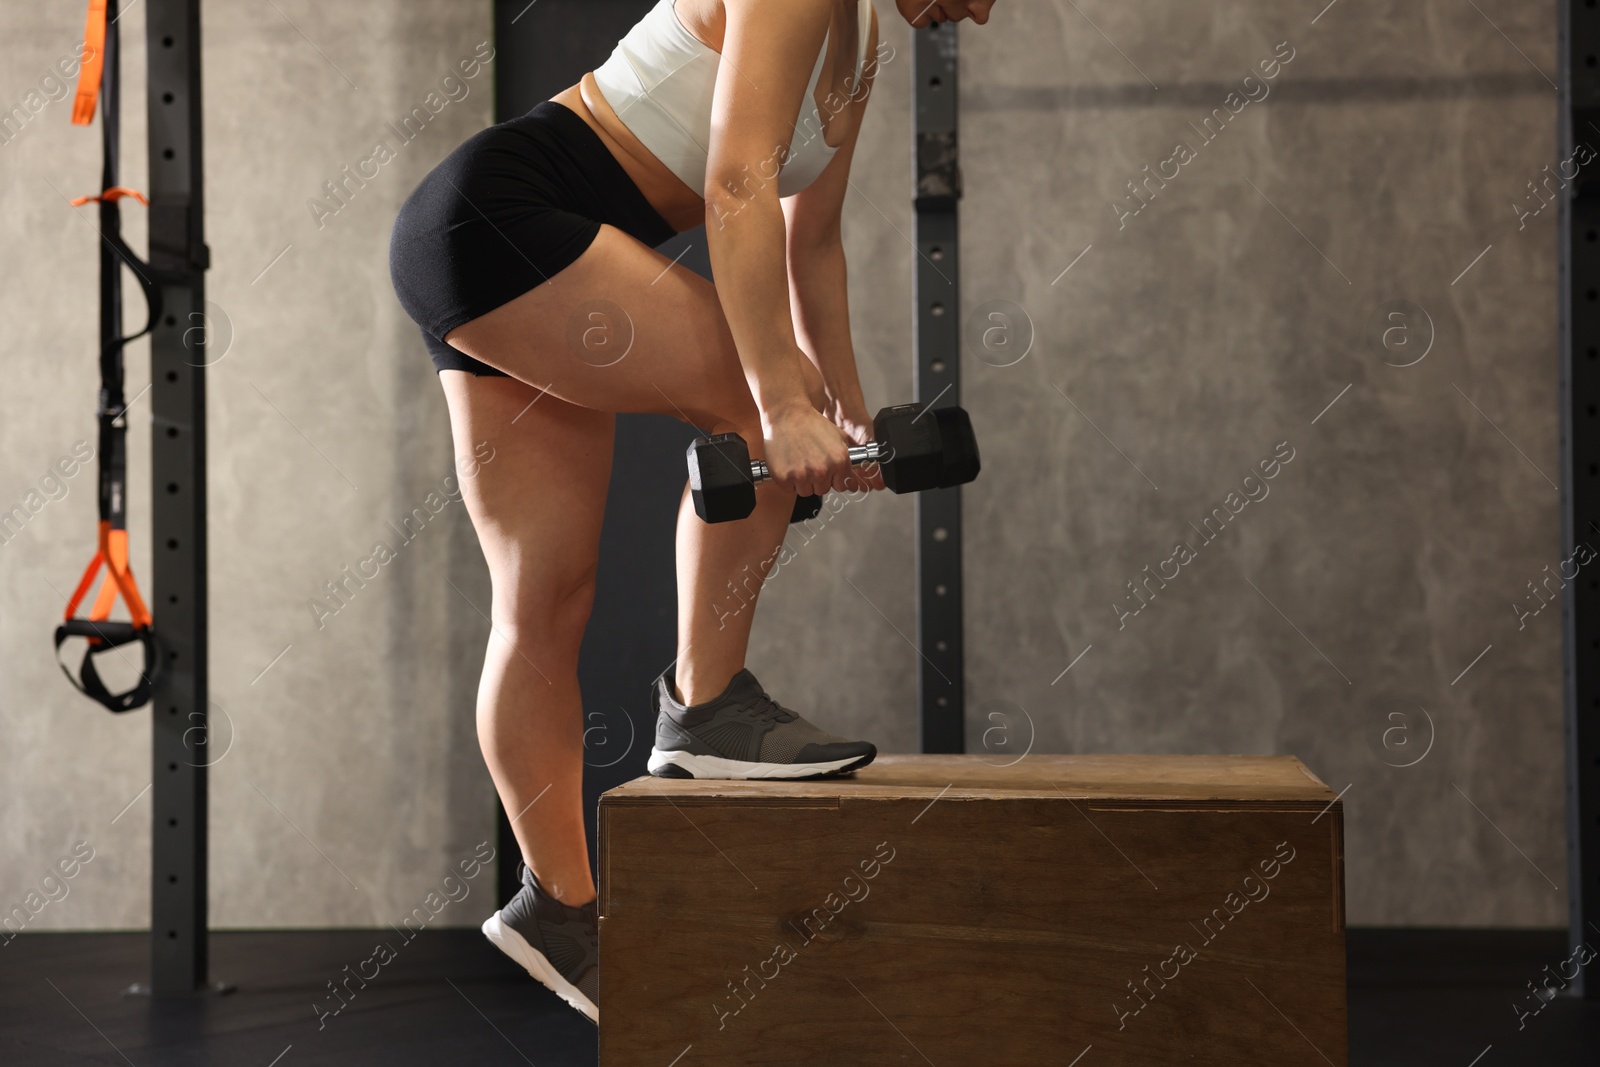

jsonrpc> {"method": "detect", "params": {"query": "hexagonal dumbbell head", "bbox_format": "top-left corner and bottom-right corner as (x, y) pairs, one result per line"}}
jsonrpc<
(933, 407), (981, 487)
(873, 404), (946, 494)
(688, 433), (757, 523)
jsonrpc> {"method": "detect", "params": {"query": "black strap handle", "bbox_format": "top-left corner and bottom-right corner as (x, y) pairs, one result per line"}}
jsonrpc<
(53, 619), (160, 714)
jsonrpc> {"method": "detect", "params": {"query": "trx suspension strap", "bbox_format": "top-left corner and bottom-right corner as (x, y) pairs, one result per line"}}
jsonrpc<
(54, 0), (163, 713)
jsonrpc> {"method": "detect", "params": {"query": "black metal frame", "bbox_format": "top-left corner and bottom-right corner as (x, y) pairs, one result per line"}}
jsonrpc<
(912, 22), (965, 752)
(137, 0), (212, 996)
(1561, 0), (1600, 1000)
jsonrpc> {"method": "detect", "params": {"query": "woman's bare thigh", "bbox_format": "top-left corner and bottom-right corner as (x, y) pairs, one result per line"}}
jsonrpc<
(443, 224), (821, 434)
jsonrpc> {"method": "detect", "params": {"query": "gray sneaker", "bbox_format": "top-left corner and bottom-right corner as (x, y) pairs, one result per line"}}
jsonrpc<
(480, 862), (599, 1023)
(648, 668), (877, 780)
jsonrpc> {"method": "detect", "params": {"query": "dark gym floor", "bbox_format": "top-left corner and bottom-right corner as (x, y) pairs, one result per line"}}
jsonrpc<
(2, 928), (1595, 1065)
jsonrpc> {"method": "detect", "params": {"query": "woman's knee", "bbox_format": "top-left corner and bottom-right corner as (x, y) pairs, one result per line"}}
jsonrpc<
(490, 571), (598, 660)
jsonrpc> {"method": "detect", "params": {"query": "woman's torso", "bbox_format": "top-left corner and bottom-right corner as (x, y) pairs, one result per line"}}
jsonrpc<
(552, 0), (873, 234)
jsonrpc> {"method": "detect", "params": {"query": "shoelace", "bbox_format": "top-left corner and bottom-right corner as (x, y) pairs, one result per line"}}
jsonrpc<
(742, 692), (797, 724)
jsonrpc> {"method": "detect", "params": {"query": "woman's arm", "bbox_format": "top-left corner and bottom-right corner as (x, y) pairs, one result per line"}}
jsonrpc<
(783, 6), (879, 466)
(707, 0), (855, 497)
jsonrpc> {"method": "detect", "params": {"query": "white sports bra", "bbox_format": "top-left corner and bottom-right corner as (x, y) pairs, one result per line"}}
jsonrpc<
(592, 0), (874, 199)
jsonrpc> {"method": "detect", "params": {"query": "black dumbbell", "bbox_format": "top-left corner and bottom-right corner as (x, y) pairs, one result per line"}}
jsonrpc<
(687, 404), (980, 524)
(933, 406), (981, 488)
(791, 494), (825, 524)
(791, 411), (978, 522)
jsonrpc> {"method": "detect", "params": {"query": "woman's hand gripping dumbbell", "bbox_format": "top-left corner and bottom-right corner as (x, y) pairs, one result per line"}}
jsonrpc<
(687, 403), (982, 524)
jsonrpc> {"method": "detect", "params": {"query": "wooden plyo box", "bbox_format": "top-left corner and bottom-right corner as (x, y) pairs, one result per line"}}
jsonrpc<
(598, 755), (1346, 1067)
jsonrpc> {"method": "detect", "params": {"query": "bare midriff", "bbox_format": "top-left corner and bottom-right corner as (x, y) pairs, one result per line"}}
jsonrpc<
(551, 77), (706, 235)
(551, 0), (865, 235)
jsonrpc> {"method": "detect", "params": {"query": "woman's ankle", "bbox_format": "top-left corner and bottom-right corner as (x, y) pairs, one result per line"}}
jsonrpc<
(673, 663), (738, 707)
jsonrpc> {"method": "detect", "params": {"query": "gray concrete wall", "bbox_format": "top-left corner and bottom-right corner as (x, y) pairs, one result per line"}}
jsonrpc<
(760, 0), (1566, 927)
(0, 0), (1568, 931)
(0, 1), (498, 932)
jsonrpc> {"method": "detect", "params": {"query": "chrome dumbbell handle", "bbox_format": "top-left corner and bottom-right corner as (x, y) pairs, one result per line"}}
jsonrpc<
(748, 441), (887, 483)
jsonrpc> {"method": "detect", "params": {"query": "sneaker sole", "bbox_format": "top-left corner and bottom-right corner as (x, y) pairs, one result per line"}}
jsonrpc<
(481, 911), (598, 1024)
(647, 748), (875, 780)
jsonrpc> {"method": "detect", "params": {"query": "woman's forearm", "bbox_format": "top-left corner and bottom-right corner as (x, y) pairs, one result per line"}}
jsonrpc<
(704, 189), (812, 422)
(787, 231), (864, 408)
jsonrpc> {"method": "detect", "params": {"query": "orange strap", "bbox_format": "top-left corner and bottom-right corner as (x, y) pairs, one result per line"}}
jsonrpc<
(71, 0), (108, 127)
(63, 521), (152, 631)
(69, 186), (149, 208)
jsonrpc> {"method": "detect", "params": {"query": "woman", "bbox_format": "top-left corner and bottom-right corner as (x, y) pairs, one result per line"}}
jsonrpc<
(389, 0), (995, 1023)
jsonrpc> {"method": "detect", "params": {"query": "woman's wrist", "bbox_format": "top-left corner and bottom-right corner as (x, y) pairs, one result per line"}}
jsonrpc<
(824, 376), (867, 416)
(757, 389), (815, 434)
(748, 345), (813, 427)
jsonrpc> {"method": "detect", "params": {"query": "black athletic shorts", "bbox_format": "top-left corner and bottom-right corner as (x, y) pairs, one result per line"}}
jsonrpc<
(388, 100), (677, 376)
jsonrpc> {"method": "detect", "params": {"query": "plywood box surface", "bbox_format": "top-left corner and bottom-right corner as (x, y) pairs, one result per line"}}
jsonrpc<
(599, 754), (1346, 1066)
